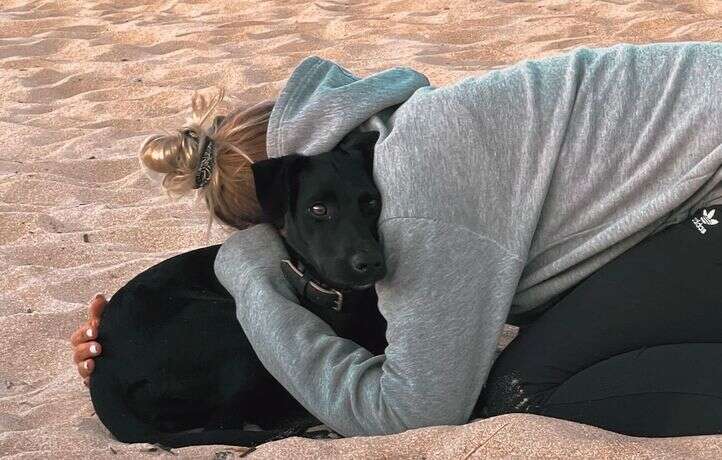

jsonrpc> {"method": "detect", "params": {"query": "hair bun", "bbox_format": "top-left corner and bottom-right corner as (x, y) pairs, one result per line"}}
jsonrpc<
(138, 90), (276, 238)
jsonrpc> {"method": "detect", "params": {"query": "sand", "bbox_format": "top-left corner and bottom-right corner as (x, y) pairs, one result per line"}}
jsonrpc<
(1, 0), (721, 458)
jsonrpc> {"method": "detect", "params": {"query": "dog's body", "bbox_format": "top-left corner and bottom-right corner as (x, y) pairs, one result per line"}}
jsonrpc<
(90, 131), (387, 447)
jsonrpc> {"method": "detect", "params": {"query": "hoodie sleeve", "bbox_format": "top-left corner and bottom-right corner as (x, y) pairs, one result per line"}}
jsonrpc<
(214, 219), (524, 437)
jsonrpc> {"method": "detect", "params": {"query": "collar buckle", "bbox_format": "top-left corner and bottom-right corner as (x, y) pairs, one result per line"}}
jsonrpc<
(280, 259), (344, 312)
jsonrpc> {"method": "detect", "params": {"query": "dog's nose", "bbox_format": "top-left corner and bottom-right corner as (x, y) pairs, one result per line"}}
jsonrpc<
(350, 252), (384, 275)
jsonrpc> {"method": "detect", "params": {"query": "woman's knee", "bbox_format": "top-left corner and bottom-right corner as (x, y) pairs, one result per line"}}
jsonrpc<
(479, 342), (722, 437)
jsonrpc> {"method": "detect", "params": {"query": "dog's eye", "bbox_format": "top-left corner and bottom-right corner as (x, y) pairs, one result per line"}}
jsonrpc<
(310, 203), (327, 216)
(362, 197), (380, 213)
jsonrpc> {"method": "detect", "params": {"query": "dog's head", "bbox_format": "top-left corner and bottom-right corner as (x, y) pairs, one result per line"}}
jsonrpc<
(251, 130), (386, 290)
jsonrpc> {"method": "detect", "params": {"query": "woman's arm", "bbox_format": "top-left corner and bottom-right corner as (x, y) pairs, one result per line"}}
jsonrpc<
(70, 294), (107, 386)
(214, 220), (525, 437)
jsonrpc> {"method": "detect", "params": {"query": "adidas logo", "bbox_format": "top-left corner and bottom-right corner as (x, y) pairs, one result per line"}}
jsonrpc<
(692, 209), (719, 234)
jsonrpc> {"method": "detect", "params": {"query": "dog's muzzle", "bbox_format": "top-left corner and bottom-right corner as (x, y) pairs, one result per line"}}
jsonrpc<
(280, 259), (344, 312)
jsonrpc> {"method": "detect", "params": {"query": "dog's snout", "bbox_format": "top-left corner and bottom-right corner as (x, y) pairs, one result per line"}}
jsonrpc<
(350, 252), (384, 275)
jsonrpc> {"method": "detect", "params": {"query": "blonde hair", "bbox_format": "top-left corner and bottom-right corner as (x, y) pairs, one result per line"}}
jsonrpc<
(138, 89), (275, 238)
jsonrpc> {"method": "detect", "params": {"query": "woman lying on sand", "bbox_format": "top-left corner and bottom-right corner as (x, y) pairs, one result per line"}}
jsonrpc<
(72, 42), (722, 438)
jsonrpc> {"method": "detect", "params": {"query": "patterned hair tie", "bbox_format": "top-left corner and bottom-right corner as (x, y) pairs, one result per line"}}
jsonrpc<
(193, 135), (216, 189)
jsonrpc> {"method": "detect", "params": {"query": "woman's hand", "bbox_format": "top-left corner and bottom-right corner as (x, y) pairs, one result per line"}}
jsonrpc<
(70, 294), (107, 387)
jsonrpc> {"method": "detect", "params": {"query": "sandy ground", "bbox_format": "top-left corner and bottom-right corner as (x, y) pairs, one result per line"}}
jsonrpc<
(1, 0), (722, 458)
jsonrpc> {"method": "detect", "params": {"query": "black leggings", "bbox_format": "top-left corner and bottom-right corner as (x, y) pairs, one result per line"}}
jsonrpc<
(112, 205), (722, 437)
(476, 204), (722, 437)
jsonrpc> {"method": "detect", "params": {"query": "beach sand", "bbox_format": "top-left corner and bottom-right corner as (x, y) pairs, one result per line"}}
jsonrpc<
(1, 0), (721, 458)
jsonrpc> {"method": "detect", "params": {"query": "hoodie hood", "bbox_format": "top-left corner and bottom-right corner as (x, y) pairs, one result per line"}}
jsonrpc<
(266, 55), (431, 159)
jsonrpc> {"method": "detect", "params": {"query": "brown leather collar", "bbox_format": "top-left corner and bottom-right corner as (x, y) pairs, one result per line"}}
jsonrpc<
(280, 259), (344, 312)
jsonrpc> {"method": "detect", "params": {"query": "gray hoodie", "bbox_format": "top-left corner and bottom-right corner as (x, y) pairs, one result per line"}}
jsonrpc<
(214, 42), (722, 437)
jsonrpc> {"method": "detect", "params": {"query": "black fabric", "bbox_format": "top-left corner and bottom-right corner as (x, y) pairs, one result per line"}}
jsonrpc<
(93, 243), (320, 444)
(102, 204), (722, 438)
(475, 205), (722, 437)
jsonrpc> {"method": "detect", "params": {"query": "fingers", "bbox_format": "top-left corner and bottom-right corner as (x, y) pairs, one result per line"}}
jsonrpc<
(70, 320), (98, 346)
(71, 294), (106, 386)
(88, 294), (108, 321)
(77, 358), (95, 378)
(73, 341), (102, 365)
(71, 294), (105, 346)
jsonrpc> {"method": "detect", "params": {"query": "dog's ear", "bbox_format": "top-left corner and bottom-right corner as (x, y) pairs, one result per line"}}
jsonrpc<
(251, 154), (304, 229)
(339, 130), (379, 176)
(339, 130), (379, 155)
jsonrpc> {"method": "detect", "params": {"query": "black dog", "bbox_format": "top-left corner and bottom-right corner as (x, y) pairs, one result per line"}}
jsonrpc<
(89, 130), (387, 448)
